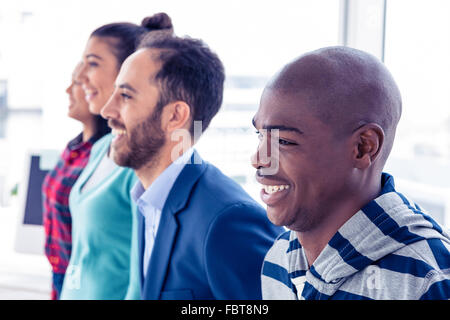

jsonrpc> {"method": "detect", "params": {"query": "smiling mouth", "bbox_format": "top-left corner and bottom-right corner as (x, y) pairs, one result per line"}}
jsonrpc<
(256, 173), (291, 204)
(83, 88), (98, 101)
(262, 184), (290, 194)
(259, 182), (291, 207)
(112, 128), (127, 137)
(111, 128), (128, 147)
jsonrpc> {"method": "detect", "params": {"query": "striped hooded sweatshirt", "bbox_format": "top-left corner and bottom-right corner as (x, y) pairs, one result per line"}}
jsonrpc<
(262, 173), (450, 300)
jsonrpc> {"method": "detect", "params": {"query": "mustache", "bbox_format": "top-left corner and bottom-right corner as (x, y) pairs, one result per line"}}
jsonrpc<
(108, 119), (126, 130)
(256, 168), (281, 178)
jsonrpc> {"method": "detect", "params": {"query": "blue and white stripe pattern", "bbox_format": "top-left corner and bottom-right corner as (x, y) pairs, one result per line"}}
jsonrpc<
(262, 173), (450, 300)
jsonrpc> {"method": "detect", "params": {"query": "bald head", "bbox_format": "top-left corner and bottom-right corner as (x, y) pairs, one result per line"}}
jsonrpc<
(267, 46), (402, 165)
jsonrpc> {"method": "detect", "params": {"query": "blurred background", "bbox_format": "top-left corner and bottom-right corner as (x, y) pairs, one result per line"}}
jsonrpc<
(0, 0), (449, 299)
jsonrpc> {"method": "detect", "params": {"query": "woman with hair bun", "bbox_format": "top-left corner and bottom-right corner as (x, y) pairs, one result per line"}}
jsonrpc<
(60, 13), (174, 300)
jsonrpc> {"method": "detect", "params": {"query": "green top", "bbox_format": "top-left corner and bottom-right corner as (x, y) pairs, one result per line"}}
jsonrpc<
(60, 134), (140, 300)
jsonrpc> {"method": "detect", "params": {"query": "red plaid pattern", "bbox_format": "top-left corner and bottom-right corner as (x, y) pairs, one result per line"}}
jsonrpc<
(42, 132), (101, 299)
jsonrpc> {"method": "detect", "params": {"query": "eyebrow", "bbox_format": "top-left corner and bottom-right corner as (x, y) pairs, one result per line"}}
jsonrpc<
(252, 118), (303, 134)
(86, 53), (103, 60)
(118, 83), (138, 94)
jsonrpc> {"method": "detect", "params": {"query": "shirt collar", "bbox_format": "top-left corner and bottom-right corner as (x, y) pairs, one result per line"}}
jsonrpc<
(67, 131), (105, 151)
(300, 172), (407, 285)
(67, 133), (85, 151)
(131, 148), (194, 211)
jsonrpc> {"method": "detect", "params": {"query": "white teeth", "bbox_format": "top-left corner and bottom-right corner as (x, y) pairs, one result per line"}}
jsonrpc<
(263, 184), (290, 194)
(112, 129), (127, 136)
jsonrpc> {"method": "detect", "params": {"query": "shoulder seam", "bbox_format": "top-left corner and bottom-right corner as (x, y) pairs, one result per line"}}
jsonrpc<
(418, 268), (450, 299)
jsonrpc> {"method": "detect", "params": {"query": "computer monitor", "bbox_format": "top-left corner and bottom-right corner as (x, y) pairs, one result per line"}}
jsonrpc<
(14, 150), (59, 255)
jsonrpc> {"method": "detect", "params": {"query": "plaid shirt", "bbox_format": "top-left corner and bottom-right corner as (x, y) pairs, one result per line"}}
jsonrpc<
(42, 132), (101, 299)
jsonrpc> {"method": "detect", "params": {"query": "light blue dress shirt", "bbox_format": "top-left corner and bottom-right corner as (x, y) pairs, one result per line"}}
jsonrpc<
(131, 148), (194, 277)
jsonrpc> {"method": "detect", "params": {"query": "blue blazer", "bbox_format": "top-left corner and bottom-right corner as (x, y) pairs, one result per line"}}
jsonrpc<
(138, 151), (284, 300)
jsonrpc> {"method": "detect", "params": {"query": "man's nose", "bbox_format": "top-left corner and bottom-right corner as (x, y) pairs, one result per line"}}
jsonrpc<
(101, 92), (119, 120)
(251, 130), (280, 175)
(250, 150), (260, 169)
(251, 135), (272, 170)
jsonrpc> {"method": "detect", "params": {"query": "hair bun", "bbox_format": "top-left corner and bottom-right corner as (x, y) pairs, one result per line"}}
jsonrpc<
(141, 12), (173, 32)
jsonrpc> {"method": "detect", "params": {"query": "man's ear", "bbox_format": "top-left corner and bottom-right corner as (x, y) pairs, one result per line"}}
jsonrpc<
(161, 101), (191, 134)
(351, 123), (384, 169)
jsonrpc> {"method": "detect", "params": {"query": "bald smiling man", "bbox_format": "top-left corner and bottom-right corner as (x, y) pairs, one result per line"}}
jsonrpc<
(252, 46), (450, 300)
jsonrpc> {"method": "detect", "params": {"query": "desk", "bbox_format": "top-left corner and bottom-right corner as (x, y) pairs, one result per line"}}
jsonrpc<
(0, 204), (51, 299)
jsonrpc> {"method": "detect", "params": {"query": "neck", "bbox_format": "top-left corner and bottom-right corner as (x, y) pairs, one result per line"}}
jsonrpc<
(296, 172), (382, 267)
(135, 143), (192, 190)
(82, 118), (97, 142)
(135, 158), (168, 190)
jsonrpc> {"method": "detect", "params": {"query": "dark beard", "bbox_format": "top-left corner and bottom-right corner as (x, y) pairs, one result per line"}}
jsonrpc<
(113, 108), (166, 170)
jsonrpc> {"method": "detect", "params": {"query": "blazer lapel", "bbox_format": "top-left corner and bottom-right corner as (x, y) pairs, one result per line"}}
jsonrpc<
(142, 150), (208, 299)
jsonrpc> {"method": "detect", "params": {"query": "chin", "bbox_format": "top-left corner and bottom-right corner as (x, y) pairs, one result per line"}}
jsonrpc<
(110, 148), (125, 167)
(88, 102), (103, 115)
(267, 207), (289, 227)
(67, 111), (76, 120)
(113, 150), (142, 170)
(68, 110), (82, 122)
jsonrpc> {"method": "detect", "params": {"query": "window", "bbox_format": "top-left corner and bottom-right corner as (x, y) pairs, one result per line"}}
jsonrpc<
(383, 0), (450, 227)
(0, 80), (7, 138)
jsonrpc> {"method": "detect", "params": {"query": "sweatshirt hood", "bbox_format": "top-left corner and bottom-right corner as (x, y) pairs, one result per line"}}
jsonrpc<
(286, 173), (450, 298)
